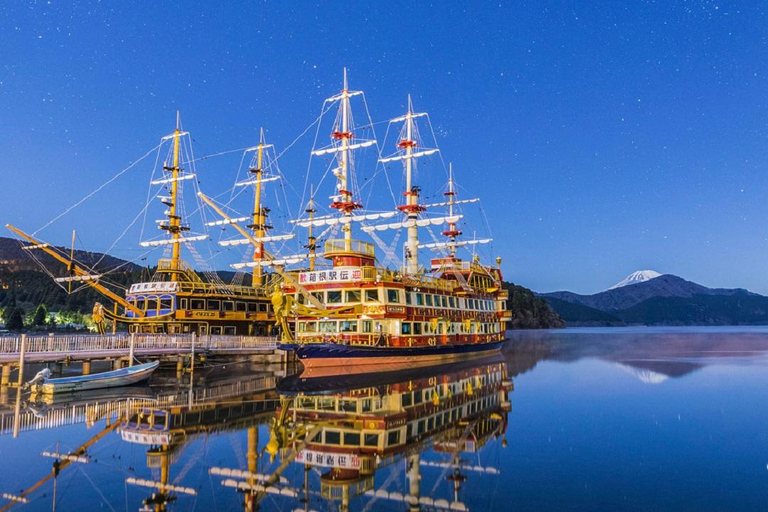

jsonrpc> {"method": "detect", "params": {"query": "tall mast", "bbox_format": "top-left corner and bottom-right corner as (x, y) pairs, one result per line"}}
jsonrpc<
(305, 186), (316, 271)
(312, 68), (373, 258)
(403, 95), (421, 274)
(339, 68), (352, 251)
(251, 128), (266, 288)
(169, 112), (182, 273)
(443, 163), (462, 258)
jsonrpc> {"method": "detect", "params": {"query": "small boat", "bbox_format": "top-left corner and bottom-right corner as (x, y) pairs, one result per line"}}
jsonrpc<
(28, 361), (160, 395)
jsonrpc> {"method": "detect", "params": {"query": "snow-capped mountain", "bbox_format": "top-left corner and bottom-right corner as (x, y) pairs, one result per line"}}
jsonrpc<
(608, 270), (661, 290)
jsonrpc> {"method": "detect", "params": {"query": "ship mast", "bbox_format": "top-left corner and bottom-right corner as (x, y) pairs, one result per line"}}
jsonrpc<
(401, 95), (425, 275)
(377, 96), (436, 275)
(305, 187), (316, 271)
(443, 164), (462, 258)
(340, 69), (352, 251)
(322, 68), (365, 251)
(250, 129), (268, 288)
(168, 112), (183, 274)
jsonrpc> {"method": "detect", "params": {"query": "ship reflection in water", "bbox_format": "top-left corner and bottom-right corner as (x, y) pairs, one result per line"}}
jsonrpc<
(255, 356), (510, 512)
(4, 328), (768, 511)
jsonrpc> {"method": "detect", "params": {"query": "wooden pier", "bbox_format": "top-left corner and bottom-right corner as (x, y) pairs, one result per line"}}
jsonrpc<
(0, 333), (283, 385)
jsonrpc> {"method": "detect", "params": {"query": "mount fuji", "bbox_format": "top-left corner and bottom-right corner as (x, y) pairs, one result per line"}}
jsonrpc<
(608, 270), (661, 290)
(539, 272), (767, 325)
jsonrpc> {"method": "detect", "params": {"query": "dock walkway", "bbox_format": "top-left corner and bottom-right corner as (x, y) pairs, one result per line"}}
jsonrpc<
(0, 333), (279, 364)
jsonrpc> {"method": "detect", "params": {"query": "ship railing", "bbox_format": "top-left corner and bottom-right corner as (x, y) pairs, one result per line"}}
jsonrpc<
(324, 239), (376, 257)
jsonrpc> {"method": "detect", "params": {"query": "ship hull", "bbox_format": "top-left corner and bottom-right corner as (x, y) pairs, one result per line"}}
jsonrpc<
(281, 340), (506, 371)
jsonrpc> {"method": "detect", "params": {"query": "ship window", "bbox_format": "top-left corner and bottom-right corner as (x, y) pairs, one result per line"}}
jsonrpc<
(210, 326), (222, 335)
(159, 298), (172, 310)
(179, 298), (188, 309)
(258, 303), (268, 312)
(361, 399), (372, 413)
(305, 321), (317, 332)
(296, 293), (305, 304)
(387, 289), (400, 303)
(207, 300), (220, 311)
(146, 298), (158, 311)
(319, 321), (336, 333)
(413, 323), (422, 335)
(327, 291), (342, 304)
(340, 400), (357, 413)
(365, 289), (379, 302)
(344, 432), (361, 446)
(401, 323), (411, 335)
(433, 295), (440, 307)
(428, 417), (434, 430)
(449, 297), (455, 308)
(402, 393), (412, 407)
(425, 295), (433, 307)
(364, 433), (379, 447)
(414, 392), (423, 405)
(340, 321), (357, 332)
(224, 326), (236, 335)
(247, 302), (258, 312)
(236, 302), (247, 312)
(441, 296), (447, 308)
(223, 301), (234, 311)
(405, 292), (411, 305)
(318, 398), (335, 411)
(312, 291), (325, 303)
(362, 320), (372, 333)
(345, 290), (361, 303)
(415, 293), (424, 306)
(387, 430), (400, 446)
(417, 420), (425, 434)
(298, 322), (306, 332)
(325, 431), (341, 445)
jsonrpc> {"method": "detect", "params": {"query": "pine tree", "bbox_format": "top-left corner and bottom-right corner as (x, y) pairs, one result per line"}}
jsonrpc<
(33, 304), (48, 326)
(6, 307), (24, 331)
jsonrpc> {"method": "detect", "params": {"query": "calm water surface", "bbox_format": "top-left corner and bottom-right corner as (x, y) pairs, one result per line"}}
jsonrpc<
(1, 327), (767, 511)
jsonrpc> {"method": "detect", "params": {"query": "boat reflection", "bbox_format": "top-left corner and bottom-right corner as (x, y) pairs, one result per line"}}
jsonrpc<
(209, 356), (512, 511)
(0, 357), (513, 511)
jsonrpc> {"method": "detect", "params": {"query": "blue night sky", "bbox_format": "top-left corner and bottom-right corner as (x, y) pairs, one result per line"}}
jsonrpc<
(1, 1), (768, 294)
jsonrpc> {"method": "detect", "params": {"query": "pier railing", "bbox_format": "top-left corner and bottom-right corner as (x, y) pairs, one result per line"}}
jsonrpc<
(0, 333), (279, 357)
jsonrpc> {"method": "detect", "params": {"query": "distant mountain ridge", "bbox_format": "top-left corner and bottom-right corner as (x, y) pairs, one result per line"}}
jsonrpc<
(541, 274), (756, 312)
(0, 236), (140, 273)
(540, 273), (765, 326)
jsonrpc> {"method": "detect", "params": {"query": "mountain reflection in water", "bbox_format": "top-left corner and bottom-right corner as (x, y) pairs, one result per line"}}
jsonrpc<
(2, 327), (768, 511)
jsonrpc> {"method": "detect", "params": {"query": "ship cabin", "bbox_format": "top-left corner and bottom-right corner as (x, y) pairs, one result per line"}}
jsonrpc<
(123, 259), (275, 335)
(278, 362), (510, 501)
(286, 240), (511, 347)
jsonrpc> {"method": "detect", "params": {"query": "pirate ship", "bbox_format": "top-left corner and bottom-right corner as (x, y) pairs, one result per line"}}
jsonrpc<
(6, 116), (279, 336)
(224, 71), (512, 367)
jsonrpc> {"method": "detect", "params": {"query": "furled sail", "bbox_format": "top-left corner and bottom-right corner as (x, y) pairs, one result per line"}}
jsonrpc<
(360, 215), (462, 233)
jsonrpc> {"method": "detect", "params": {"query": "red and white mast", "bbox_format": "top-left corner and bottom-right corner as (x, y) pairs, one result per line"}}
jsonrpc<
(378, 96), (439, 274)
(443, 164), (462, 258)
(313, 68), (373, 252)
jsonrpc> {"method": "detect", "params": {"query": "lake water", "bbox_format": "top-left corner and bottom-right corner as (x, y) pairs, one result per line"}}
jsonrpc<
(1, 327), (768, 511)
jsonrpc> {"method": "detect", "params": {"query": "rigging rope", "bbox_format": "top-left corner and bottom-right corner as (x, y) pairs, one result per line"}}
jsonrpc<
(34, 142), (162, 236)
